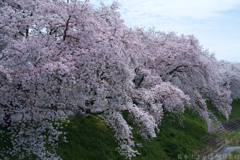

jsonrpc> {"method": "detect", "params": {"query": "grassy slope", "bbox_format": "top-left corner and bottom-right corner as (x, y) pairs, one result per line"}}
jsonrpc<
(55, 108), (208, 160)
(129, 109), (208, 160)
(206, 99), (240, 122)
(56, 99), (240, 160)
(223, 127), (240, 160)
(1, 99), (240, 159)
(226, 151), (240, 160)
(229, 99), (240, 120)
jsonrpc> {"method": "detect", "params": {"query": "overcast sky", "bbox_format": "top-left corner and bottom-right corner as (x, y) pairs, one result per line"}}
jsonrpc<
(88, 0), (240, 63)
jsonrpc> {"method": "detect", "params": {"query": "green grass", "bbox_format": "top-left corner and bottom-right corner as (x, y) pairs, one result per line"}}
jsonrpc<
(206, 99), (240, 122)
(56, 115), (124, 160)
(206, 100), (227, 122)
(128, 109), (208, 160)
(226, 151), (240, 160)
(56, 108), (209, 160)
(226, 128), (240, 146)
(229, 99), (240, 120)
(0, 108), (209, 160)
(1, 99), (240, 160)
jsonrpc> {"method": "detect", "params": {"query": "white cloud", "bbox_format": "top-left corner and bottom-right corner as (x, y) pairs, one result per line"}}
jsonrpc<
(204, 43), (240, 63)
(114, 0), (240, 20)
(89, 0), (240, 62)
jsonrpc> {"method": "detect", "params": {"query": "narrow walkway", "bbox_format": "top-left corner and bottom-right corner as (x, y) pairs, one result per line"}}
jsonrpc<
(198, 117), (240, 160)
(210, 146), (240, 160)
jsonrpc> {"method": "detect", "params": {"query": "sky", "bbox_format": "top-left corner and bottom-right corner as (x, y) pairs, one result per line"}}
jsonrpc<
(88, 0), (240, 63)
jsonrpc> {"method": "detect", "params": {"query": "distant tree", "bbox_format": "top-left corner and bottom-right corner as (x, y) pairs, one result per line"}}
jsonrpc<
(208, 57), (240, 101)
(229, 63), (240, 99)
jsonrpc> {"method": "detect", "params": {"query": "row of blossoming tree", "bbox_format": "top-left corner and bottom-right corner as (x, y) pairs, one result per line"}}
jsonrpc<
(0, 0), (240, 159)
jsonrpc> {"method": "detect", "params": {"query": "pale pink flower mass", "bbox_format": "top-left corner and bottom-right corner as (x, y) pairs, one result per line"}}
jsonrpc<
(0, 0), (239, 159)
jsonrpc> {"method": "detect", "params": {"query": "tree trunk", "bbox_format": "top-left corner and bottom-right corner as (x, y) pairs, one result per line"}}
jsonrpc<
(1, 107), (12, 130)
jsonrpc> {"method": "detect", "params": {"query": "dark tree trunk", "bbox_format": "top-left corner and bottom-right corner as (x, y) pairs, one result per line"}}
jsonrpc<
(1, 107), (12, 130)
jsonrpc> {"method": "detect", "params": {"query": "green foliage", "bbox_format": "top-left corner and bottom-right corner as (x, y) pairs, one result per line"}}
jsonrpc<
(0, 119), (55, 159)
(229, 99), (240, 120)
(211, 133), (218, 138)
(121, 108), (208, 160)
(226, 128), (240, 146)
(206, 99), (240, 122)
(55, 114), (124, 160)
(226, 151), (240, 160)
(206, 100), (227, 122)
(0, 129), (15, 159)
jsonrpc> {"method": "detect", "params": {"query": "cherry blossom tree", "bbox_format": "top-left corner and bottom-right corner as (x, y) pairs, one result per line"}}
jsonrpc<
(206, 56), (233, 120)
(130, 27), (231, 132)
(0, 0), (238, 159)
(229, 62), (240, 99)
(0, 0), (163, 158)
(211, 60), (240, 100)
